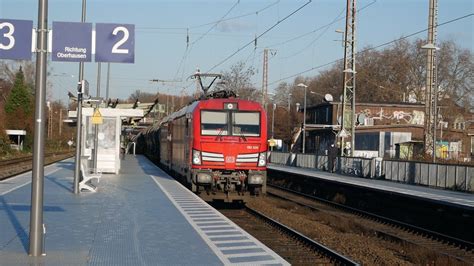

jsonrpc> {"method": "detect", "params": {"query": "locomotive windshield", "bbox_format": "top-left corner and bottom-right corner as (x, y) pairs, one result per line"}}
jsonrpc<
(201, 111), (229, 135)
(201, 110), (261, 137)
(232, 112), (260, 137)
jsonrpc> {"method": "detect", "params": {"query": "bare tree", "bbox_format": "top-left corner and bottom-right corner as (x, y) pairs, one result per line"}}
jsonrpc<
(219, 61), (260, 101)
(127, 90), (157, 103)
(270, 38), (473, 147)
(436, 40), (474, 110)
(285, 39), (473, 109)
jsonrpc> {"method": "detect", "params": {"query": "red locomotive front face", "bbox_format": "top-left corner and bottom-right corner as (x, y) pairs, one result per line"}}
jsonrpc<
(191, 99), (268, 170)
(189, 98), (268, 200)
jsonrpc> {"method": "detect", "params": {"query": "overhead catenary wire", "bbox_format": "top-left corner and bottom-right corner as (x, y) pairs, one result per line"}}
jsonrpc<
(268, 12), (474, 86)
(207, 0), (313, 73)
(190, 0), (240, 46)
(145, 1), (281, 85)
(279, 7), (346, 60)
(136, 1), (279, 31)
(189, 0), (280, 29)
(266, 0), (376, 49)
(169, 1), (277, 93)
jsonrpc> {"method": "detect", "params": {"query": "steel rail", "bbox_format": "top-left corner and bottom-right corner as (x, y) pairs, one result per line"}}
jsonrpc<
(0, 151), (72, 167)
(245, 205), (360, 266)
(268, 184), (474, 252)
(0, 151), (73, 181)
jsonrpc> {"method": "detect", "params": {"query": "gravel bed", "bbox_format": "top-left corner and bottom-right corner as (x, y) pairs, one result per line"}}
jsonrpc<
(246, 193), (464, 265)
(0, 153), (73, 180)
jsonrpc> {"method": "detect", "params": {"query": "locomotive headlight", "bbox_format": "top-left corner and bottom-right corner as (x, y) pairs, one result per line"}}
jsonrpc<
(257, 152), (266, 167)
(197, 173), (212, 184)
(192, 149), (201, 165)
(248, 174), (264, 184)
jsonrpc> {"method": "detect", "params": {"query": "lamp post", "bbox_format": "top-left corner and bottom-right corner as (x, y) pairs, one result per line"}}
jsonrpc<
(287, 93), (292, 110)
(272, 103), (276, 140)
(297, 83), (308, 153)
(271, 103), (276, 151)
(335, 29), (344, 47)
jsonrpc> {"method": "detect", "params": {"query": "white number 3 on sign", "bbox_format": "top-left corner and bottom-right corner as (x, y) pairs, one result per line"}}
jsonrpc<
(0, 22), (15, 50)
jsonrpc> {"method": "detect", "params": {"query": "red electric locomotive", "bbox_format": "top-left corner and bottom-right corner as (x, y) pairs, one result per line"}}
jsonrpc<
(159, 90), (267, 203)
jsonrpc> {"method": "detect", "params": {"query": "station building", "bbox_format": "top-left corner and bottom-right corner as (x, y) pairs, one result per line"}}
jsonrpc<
(303, 101), (473, 162)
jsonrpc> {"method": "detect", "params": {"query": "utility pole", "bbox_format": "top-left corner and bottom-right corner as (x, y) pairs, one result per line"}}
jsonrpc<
(423, 0), (439, 162)
(195, 68), (201, 98)
(339, 0), (357, 157)
(262, 48), (268, 106)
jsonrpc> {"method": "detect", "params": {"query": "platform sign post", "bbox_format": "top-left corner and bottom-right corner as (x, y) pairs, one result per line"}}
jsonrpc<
(29, 0), (48, 257)
(73, 0), (88, 195)
(0, 19), (33, 60)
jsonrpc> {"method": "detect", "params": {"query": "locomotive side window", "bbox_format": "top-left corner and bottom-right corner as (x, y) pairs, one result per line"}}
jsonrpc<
(201, 111), (229, 135)
(232, 112), (260, 137)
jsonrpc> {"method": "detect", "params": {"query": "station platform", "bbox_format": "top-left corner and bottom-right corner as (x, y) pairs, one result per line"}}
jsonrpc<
(0, 156), (288, 265)
(268, 164), (474, 210)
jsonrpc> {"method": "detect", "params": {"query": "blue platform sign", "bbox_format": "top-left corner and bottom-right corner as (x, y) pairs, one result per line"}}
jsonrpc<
(95, 23), (134, 63)
(52, 21), (92, 62)
(0, 19), (33, 60)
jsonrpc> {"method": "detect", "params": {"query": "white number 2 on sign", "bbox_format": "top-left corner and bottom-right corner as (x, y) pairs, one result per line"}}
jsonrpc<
(111, 26), (129, 54)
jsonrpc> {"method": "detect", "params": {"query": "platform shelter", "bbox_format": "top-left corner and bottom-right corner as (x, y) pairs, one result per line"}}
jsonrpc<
(69, 108), (143, 174)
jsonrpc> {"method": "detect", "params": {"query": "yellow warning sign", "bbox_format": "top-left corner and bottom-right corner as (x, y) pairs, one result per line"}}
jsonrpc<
(91, 108), (103, 124)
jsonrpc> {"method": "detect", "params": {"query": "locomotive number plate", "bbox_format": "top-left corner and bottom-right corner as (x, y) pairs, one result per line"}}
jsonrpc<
(225, 156), (235, 163)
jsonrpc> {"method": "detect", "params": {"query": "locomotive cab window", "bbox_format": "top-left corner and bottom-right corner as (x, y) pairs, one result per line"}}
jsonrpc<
(201, 111), (229, 135)
(232, 112), (260, 137)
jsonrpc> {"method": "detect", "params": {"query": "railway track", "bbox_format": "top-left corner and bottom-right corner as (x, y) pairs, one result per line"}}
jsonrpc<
(219, 206), (359, 265)
(267, 184), (474, 264)
(0, 151), (73, 180)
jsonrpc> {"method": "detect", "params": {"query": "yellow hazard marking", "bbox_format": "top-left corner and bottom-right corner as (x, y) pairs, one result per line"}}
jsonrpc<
(91, 108), (103, 124)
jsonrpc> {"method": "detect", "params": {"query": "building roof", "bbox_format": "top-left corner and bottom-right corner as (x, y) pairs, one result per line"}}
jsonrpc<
(5, 130), (26, 136)
(306, 101), (424, 110)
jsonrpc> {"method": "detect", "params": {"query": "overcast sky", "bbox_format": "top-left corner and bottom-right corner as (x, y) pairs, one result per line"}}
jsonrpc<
(1, 0), (472, 103)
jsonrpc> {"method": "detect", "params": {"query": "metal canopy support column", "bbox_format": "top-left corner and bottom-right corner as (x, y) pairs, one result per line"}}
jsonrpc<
(73, 0), (87, 194)
(339, 0), (357, 157)
(93, 63), (101, 173)
(29, 0), (48, 256)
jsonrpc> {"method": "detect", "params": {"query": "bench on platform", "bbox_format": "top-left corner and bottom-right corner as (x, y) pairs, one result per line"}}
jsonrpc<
(80, 159), (101, 192)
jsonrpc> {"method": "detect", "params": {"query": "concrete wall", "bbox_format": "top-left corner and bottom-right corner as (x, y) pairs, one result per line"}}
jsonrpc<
(384, 160), (474, 192)
(268, 151), (474, 192)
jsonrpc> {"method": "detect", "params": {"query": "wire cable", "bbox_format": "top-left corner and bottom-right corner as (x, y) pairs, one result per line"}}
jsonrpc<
(189, 0), (280, 29)
(207, 0), (313, 72)
(279, 7), (345, 59)
(269, 12), (474, 86)
(266, 0), (376, 49)
(190, 0), (240, 46)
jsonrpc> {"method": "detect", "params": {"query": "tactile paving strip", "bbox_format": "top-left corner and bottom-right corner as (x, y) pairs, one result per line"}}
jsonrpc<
(150, 173), (289, 266)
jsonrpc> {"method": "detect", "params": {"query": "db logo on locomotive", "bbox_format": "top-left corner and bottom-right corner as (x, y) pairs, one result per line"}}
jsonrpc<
(225, 156), (235, 163)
